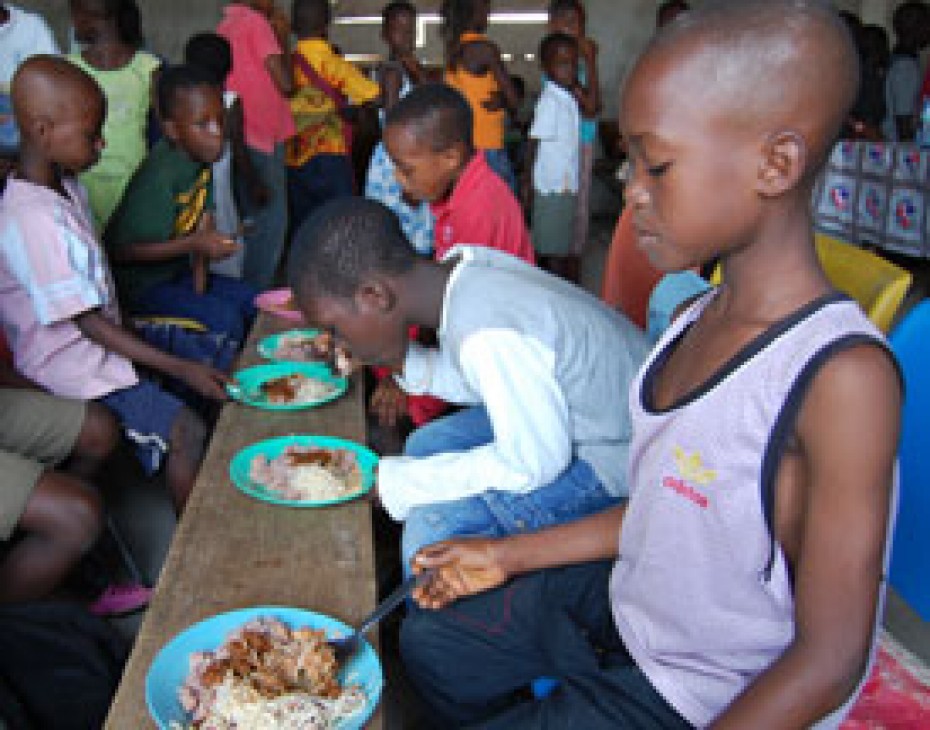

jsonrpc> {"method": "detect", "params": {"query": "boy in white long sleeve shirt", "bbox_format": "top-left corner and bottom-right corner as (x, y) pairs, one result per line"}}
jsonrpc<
(289, 198), (649, 569)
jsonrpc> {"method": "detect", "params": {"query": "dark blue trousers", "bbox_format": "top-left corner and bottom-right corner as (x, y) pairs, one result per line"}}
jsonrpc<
(400, 561), (692, 729)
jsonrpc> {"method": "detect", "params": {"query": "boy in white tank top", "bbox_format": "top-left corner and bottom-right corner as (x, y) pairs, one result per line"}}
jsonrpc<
(398, 2), (902, 728)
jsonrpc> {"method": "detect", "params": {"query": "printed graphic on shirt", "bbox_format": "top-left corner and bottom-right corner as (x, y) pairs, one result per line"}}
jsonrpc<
(662, 447), (717, 509)
(173, 168), (212, 236)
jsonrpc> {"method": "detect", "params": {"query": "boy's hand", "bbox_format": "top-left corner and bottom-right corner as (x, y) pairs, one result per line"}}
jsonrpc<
(174, 360), (230, 401)
(411, 538), (510, 610)
(191, 228), (239, 261)
(370, 378), (407, 427)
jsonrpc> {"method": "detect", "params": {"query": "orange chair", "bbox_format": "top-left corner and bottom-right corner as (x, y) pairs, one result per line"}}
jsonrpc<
(600, 206), (663, 329)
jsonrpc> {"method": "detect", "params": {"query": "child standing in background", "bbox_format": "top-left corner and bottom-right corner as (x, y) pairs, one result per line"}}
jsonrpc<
(0, 3), (59, 162)
(441, 0), (521, 191)
(218, 0), (294, 290)
(68, 0), (160, 233)
(527, 32), (581, 281)
(364, 1), (433, 257)
(286, 0), (380, 233)
(548, 0), (600, 264)
(184, 32), (269, 280)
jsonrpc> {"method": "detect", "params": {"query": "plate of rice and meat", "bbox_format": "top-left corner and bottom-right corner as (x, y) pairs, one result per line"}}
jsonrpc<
(229, 435), (377, 508)
(146, 607), (382, 729)
(226, 363), (347, 411)
(257, 329), (331, 364)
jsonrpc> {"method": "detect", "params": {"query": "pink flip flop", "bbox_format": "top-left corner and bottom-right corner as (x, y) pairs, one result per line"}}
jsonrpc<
(88, 582), (153, 617)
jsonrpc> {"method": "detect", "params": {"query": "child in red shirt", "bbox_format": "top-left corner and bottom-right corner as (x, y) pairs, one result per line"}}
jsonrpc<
(372, 83), (535, 437)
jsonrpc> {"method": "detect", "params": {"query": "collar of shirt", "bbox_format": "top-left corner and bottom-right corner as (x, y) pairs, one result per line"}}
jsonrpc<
(544, 81), (577, 107)
(435, 244), (475, 338)
(430, 152), (489, 224)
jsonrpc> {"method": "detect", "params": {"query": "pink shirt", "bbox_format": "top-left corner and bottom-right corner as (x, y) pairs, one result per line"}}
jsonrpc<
(218, 3), (295, 153)
(430, 153), (536, 264)
(0, 177), (138, 399)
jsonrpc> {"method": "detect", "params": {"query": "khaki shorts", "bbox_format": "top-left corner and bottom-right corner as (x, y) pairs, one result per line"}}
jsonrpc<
(0, 389), (85, 540)
(532, 191), (577, 256)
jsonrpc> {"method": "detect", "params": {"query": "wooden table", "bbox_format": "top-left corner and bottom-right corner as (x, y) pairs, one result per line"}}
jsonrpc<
(105, 312), (382, 729)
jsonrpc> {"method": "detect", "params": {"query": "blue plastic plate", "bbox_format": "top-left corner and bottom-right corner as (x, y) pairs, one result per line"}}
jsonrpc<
(226, 362), (347, 411)
(229, 435), (378, 508)
(146, 606), (383, 730)
(257, 328), (324, 362)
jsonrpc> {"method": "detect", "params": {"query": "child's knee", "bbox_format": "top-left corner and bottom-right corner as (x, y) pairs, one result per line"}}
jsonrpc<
(168, 407), (206, 460)
(75, 402), (120, 462)
(34, 472), (104, 549)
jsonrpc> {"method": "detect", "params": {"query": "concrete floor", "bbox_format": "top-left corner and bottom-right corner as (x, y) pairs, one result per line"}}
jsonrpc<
(108, 209), (930, 728)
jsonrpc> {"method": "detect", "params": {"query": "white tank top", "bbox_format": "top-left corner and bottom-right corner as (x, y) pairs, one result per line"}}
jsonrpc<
(610, 290), (899, 728)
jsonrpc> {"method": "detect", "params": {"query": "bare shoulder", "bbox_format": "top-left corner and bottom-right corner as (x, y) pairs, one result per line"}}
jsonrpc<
(798, 340), (901, 494)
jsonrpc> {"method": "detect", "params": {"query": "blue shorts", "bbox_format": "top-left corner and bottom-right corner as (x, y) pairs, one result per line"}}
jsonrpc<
(99, 380), (183, 476)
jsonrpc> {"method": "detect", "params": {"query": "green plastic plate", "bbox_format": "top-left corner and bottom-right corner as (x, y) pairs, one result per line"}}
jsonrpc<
(226, 362), (347, 411)
(229, 435), (378, 507)
(257, 328), (324, 362)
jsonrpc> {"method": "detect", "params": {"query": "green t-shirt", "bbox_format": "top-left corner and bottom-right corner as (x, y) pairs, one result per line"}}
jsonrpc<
(70, 51), (161, 232)
(105, 139), (214, 308)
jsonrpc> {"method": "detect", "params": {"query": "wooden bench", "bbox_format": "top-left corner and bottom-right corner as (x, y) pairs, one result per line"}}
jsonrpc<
(105, 311), (382, 728)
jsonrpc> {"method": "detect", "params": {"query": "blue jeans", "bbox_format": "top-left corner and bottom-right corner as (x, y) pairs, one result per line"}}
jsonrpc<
(288, 153), (354, 235)
(400, 561), (692, 729)
(241, 144), (288, 290)
(400, 406), (618, 570)
(134, 272), (256, 345)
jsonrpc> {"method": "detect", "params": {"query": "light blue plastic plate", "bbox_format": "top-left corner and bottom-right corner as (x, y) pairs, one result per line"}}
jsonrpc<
(257, 328), (324, 362)
(226, 362), (347, 411)
(145, 606), (383, 730)
(229, 435), (378, 508)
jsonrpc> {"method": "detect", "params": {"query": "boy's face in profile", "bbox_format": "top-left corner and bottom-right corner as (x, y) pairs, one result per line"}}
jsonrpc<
(163, 85), (225, 165)
(383, 10), (415, 54)
(384, 122), (462, 204)
(48, 92), (106, 175)
(620, 46), (761, 272)
(297, 290), (408, 368)
(544, 43), (579, 91)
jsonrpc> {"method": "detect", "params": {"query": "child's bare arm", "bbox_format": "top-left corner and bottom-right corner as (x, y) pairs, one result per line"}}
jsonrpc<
(380, 64), (404, 112)
(107, 224), (238, 265)
(575, 37), (601, 119)
(474, 41), (519, 114)
(265, 9), (294, 97)
(711, 344), (900, 729)
(74, 309), (229, 401)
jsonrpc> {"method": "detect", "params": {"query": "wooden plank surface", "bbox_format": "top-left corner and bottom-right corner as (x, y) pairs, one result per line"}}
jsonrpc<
(105, 312), (382, 729)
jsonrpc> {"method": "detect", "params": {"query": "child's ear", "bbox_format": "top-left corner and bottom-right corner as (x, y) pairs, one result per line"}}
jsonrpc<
(442, 142), (468, 175)
(161, 118), (180, 144)
(354, 277), (396, 314)
(757, 130), (807, 197)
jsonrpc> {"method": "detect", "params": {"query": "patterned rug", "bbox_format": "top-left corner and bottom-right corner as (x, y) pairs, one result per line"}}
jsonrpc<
(843, 630), (930, 728)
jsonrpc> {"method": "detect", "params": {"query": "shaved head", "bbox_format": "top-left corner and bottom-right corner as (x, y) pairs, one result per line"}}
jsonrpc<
(12, 55), (104, 133)
(630, 0), (858, 173)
